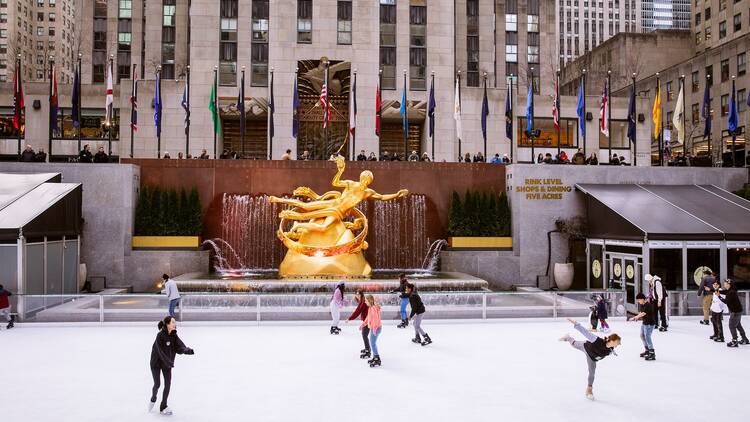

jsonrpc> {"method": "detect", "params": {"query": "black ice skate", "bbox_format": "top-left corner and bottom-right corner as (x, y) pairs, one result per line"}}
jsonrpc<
(421, 334), (432, 346)
(700, 320), (709, 325)
(639, 349), (650, 358)
(714, 336), (724, 342)
(6, 315), (13, 329)
(739, 338), (750, 345)
(658, 326), (667, 332)
(397, 319), (408, 328)
(369, 356), (381, 367)
(360, 349), (371, 359)
(411, 335), (422, 344)
(330, 326), (341, 335)
(727, 340), (739, 348)
(645, 350), (656, 361)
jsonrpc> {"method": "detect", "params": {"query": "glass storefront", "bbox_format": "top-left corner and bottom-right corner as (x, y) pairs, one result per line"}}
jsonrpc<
(589, 243), (603, 289)
(687, 248), (720, 286)
(649, 249), (683, 290)
(728, 248), (750, 287)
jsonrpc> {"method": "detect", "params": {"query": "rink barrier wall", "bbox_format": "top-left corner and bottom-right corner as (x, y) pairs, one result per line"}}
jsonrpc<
(7, 290), (750, 323)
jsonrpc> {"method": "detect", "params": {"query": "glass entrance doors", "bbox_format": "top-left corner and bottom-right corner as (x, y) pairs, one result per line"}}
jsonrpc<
(607, 253), (641, 313)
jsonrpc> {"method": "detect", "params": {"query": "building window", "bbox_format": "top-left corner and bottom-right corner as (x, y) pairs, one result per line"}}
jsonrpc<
(527, 15), (539, 33)
(380, 0), (397, 90)
(719, 0), (726, 10)
(506, 14), (517, 31)
(691, 103), (699, 124)
(118, 1), (133, 83)
(48, 12), (55, 22)
(505, 45), (518, 63)
(705, 7), (711, 20)
(37, 26), (44, 36)
(734, 13), (742, 32)
(466, 0), (479, 87)
(251, 0), (269, 86)
(92, 0), (107, 83)
(161, 0), (176, 80)
(37, 12), (44, 22)
(721, 59), (729, 82)
(706, 65), (713, 86)
(691, 70), (699, 92)
(666, 81), (673, 101)
(219, 0), (238, 86)
(337, 1), (352, 45)
(739, 89), (747, 112)
(695, 12), (701, 25)
(705, 26), (711, 40)
(409, 4), (426, 90)
(719, 21), (726, 39)
(721, 94), (729, 116)
(695, 31), (702, 45)
(119, 0), (132, 18)
(297, 0), (312, 43)
(739, 53), (746, 76)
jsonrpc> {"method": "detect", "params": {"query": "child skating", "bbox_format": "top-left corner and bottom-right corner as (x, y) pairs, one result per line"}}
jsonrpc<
(629, 293), (657, 360)
(406, 283), (432, 345)
(362, 295), (382, 367)
(709, 280), (727, 342)
(149, 316), (194, 415)
(330, 282), (345, 335)
(596, 295), (609, 332)
(346, 290), (371, 358)
(559, 317), (622, 400)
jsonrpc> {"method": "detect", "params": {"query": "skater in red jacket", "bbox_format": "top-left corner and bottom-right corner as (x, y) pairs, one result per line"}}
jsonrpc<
(346, 290), (371, 359)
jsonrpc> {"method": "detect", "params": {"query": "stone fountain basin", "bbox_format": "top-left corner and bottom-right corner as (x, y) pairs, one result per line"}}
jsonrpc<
(173, 271), (489, 293)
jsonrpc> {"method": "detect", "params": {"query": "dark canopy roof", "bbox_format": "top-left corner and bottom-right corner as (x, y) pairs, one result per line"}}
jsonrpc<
(0, 173), (61, 210)
(576, 184), (750, 241)
(0, 173), (82, 241)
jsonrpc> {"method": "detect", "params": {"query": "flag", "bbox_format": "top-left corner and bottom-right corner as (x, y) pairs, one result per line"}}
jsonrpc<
(505, 80), (512, 141)
(209, 71), (220, 134)
(12, 63), (25, 130)
(453, 76), (462, 141)
(728, 80), (739, 135)
(701, 82), (711, 138)
(375, 81), (381, 136)
(652, 82), (661, 141)
(72, 64), (80, 128)
(181, 77), (189, 135)
(50, 64), (59, 133)
(292, 74), (300, 138)
(481, 79), (489, 142)
(153, 70), (162, 139)
(525, 82), (534, 134)
(237, 76), (245, 138)
(577, 79), (586, 139)
(399, 75), (408, 137)
(600, 79), (609, 136)
(673, 80), (684, 144)
(428, 76), (436, 138)
(105, 61), (114, 125)
(552, 77), (560, 131)
(349, 72), (357, 139)
(130, 78), (138, 132)
(627, 84), (636, 144)
(269, 71), (275, 140)
(320, 65), (330, 128)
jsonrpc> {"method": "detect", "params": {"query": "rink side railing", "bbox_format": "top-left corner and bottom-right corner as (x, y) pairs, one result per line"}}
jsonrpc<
(7, 290), (749, 323)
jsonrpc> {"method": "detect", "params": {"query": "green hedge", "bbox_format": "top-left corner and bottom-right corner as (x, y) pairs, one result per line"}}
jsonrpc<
(448, 190), (511, 237)
(134, 185), (203, 236)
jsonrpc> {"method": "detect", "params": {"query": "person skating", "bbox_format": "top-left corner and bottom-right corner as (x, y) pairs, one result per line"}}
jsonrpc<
(719, 279), (750, 347)
(697, 270), (715, 325)
(329, 282), (345, 335)
(392, 274), (410, 328)
(588, 303), (599, 331)
(709, 280), (727, 343)
(0, 284), (14, 329)
(346, 290), (371, 358)
(646, 274), (668, 331)
(149, 316), (194, 415)
(362, 295), (382, 367)
(629, 293), (657, 361)
(559, 317), (622, 400)
(595, 295), (610, 333)
(406, 283), (431, 345)
(161, 274), (180, 318)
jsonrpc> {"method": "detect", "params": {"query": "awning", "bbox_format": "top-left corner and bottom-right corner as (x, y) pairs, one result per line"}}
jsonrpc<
(576, 184), (750, 241)
(0, 182), (82, 240)
(0, 173), (61, 211)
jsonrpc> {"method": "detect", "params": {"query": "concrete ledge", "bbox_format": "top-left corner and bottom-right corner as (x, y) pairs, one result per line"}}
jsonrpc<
(448, 237), (513, 248)
(124, 250), (210, 292)
(441, 250), (520, 290)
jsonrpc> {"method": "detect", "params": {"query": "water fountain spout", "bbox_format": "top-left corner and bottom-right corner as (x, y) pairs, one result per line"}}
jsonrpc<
(421, 239), (448, 272)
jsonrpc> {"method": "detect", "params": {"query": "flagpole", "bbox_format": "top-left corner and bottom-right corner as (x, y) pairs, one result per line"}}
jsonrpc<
(16, 54), (21, 157)
(582, 69), (586, 159)
(706, 73), (712, 164)
(351, 69), (357, 161)
(49, 56), (54, 160)
(457, 70), (462, 161)
(680, 74), (686, 157)
(324, 61), (330, 159)
(483, 72), (488, 160)
(130, 64), (136, 158)
(530, 67), (535, 164)
(656, 72), (662, 166)
(156, 66), (162, 158)
(632, 73), (637, 166)
(403, 69), (408, 159)
(430, 71), (435, 162)
(510, 74), (514, 163)
(241, 66), (246, 158)
(731, 75), (736, 168)
(556, 69), (561, 159)
(77, 53), (82, 154)
(108, 55), (114, 157)
(268, 67), (274, 160)
(378, 69), (382, 155)
(213, 65), (218, 159)
(607, 69), (612, 162)
(186, 65), (190, 157)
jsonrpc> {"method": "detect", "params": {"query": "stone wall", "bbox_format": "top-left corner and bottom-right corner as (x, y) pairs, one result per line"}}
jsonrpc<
(125, 250), (210, 292)
(441, 250), (520, 290)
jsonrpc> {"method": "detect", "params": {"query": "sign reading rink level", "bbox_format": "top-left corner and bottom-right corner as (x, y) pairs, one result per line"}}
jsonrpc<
(516, 178), (573, 200)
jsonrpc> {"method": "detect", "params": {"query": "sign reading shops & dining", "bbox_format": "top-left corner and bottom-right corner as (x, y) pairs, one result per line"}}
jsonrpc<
(515, 178), (572, 200)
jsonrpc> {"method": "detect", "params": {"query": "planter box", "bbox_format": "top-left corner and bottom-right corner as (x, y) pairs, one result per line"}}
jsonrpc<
(132, 236), (201, 250)
(448, 237), (513, 249)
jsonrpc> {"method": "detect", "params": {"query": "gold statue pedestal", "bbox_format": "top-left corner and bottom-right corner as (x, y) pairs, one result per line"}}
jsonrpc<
(278, 219), (372, 277)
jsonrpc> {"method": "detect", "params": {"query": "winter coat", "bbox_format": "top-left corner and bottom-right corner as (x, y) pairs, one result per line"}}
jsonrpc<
(93, 151), (109, 163)
(595, 299), (608, 320)
(639, 301), (657, 325)
(719, 288), (743, 313)
(409, 292), (426, 317)
(79, 150), (93, 163)
(331, 287), (344, 308)
(163, 280), (180, 301)
(710, 293), (728, 314)
(150, 329), (193, 369)
(362, 305), (382, 331)
(583, 337), (614, 361)
(348, 300), (369, 321)
(0, 288), (11, 309)
(651, 279), (665, 305)
(19, 150), (36, 162)
(391, 279), (409, 299)
(698, 275), (715, 296)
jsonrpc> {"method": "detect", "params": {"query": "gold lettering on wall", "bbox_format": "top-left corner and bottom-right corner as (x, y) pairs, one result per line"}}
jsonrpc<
(515, 178), (572, 200)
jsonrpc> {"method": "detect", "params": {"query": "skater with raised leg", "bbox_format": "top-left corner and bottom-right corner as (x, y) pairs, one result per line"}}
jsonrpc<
(149, 316), (194, 415)
(629, 293), (657, 360)
(709, 280), (727, 343)
(347, 290), (371, 358)
(0, 284), (14, 329)
(559, 317), (621, 400)
(362, 295), (382, 367)
(391, 273), (410, 328)
(406, 283), (431, 345)
(330, 282), (344, 335)
(719, 279), (749, 347)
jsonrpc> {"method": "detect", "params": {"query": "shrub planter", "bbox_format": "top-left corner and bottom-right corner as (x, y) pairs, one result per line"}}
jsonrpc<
(448, 237), (513, 249)
(553, 262), (574, 290)
(132, 236), (201, 250)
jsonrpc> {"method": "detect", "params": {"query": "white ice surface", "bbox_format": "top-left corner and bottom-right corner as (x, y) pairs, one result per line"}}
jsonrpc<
(3, 318), (749, 422)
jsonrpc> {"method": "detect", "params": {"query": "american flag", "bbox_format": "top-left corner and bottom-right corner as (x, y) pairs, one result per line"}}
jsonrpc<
(552, 77), (560, 131)
(320, 65), (331, 128)
(130, 79), (138, 131)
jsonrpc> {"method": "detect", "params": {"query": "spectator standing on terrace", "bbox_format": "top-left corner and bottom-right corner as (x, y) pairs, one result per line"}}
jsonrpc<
(199, 149), (210, 159)
(473, 152), (485, 163)
(367, 152), (377, 161)
(610, 154), (620, 165)
(356, 150), (367, 161)
(281, 149), (292, 160)
(19, 145), (36, 162)
(162, 152), (171, 160)
(502, 154), (510, 163)
(0, 284), (14, 329)
(161, 274), (180, 318)
(219, 149), (230, 159)
(299, 150), (311, 160)
(381, 150), (391, 161)
(79, 144), (93, 163)
(490, 153), (502, 164)
(572, 149), (586, 164)
(585, 153), (599, 165)
(462, 153), (472, 163)
(35, 148), (47, 163)
(420, 153), (431, 162)
(93, 146), (109, 162)
(408, 151), (420, 161)
(177, 152), (184, 159)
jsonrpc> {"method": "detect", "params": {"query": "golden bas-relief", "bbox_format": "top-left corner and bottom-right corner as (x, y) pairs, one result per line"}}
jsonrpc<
(269, 157), (409, 277)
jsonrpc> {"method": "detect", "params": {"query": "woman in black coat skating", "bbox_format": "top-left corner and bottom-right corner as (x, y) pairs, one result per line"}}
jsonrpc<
(149, 316), (194, 415)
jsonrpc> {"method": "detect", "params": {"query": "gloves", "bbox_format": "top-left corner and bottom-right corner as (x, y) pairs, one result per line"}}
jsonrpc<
(185, 348), (195, 355)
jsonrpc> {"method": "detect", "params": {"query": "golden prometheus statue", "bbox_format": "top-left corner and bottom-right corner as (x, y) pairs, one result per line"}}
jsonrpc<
(269, 156), (408, 277)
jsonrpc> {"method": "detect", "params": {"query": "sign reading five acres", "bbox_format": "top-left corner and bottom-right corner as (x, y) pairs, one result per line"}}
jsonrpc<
(516, 178), (572, 200)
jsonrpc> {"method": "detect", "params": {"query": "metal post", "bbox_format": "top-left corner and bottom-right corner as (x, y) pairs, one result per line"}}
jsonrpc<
(351, 69), (357, 161)
(556, 69), (561, 159)
(632, 73), (637, 166)
(179, 298), (184, 322)
(241, 66), (246, 158)
(457, 70), (462, 161)
(510, 75), (514, 163)
(430, 71), (435, 161)
(324, 61), (330, 159)
(483, 72), (488, 160)
(213, 66), (218, 159)
(377, 69), (382, 157)
(77, 54), (82, 154)
(256, 294), (261, 324)
(731, 76), (737, 168)
(185, 65), (190, 156)
(99, 295), (104, 324)
(552, 293), (558, 318)
(48, 56), (54, 160)
(656, 73), (663, 165)
(156, 66), (162, 158)
(745, 291), (749, 316)
(607, 70), (612, 162)
(403, 69), (408, 159)
(582, 69), (587, 158)
(482, 293), (487, 320)
(130, 64), (137, 158)
(706, 73), (712, 164)
(108, 55), (114, 157)
(16, 54), (22, 158)
(681, 75), (686, 156)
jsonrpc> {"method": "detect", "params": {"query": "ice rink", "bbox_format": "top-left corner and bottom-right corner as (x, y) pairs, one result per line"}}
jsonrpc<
(3, 317), (749, 422)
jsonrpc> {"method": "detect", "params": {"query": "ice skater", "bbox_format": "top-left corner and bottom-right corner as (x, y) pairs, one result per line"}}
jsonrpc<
(646, 274), (668, 332)
(161, 274), (180, 318)
(406, 283), (432, 345)
(149, 316), (194, 415)
(0, 284), (14, 330)
(392, 273), (410, 328)
(346, 290), (371, 358)
(559, 317), (621, 400)
(330, 282), (345, 335)
(697, 270), (715, 325)
(709, 280), (727, 343)
(595, 295), (609, 332)
(719, 279), (749, 347)
(362, 295), (382, 367)
(629, 293), (657, 361)
(588, 302), (598, 331)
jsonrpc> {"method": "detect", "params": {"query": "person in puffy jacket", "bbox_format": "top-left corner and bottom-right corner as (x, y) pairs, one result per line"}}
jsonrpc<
(362, 295), (382, 367)
(392, 274), (410, 329)
(347, 290), (371, 358)
(149, 315), (194, 415)
(719, 279), (749, 347)
(559, 318), (621, 400)
(595, 295), (609, 332)
(406, 283), (432, 346)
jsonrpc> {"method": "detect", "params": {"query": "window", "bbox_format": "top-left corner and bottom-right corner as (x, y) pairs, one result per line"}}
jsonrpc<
(528, 46), (539, 63)
(161, 0), (176, 80)
(1, 29), (8, 38)
(297, 0), (312, 43)
(721, 59), (729, 82)
(37, 26), (44, 36)
(505, 45), (518, 62)
(118, 0), (133, 83)
(251, 0), (269, 86)
(739, 89), (747, 112)
(692, 71), (700, 92)
(705, 7), (711, 20)
(695, 32), (702, 45)
(527, 15), (539, 33)
(219, 0), (238, 86)
(506, 14), (517, 31)
(719, 21), (726, 39)
(706, 65), (713, 86)
(721, 94), (729, 116)
(705, 26), (711, 41)
(49, 13), (55, 22)
(51, 108), (120, 140)
(466, 0), (479, 87)
(518, 118), (578, 147)
(734, 14), (742, 32)
(380, 0), (397, 90)
(119, 0), (132, 18)
(666, 81), (673, 100)
(93, 0), (107, 83)
(739, 53), (746, 76)
(409, 4), (426, 90)
(0, 44), (6, 54)
(719, 0), (726, 10)
(691, 103), (700, 124)
(695, 12), (701, 25)
(337, 1), (352, 45)
(37, 12), (44, 22)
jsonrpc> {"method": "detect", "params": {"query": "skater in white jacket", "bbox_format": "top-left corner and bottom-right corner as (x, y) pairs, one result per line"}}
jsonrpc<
(161, 274), (180, 318)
